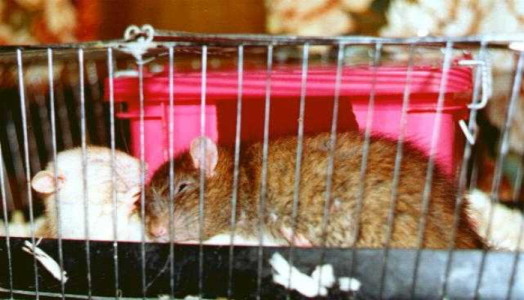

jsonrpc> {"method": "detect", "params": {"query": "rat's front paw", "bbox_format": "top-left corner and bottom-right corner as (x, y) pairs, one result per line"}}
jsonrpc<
(280, 227), (313, 247)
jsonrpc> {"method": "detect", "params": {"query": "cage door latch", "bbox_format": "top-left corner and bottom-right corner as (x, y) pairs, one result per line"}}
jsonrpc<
(458, 58), (493, 110)
(457, 55), (493, 145)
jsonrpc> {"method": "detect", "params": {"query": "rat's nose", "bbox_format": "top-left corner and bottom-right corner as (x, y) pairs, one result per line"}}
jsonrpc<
(150, 224), (167, 238)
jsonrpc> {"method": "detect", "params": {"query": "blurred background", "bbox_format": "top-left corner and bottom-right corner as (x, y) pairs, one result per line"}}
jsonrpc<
(0, 0), (389, 44)
(0, 0), (521, 42)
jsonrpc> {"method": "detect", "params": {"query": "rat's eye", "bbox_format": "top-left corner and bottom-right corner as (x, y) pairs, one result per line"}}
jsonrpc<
(175, 181), (192, 194)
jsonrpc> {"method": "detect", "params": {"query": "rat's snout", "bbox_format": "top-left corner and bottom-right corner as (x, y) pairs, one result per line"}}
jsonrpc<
(147, 217), (168, 239)
(149, 223), (168, 238)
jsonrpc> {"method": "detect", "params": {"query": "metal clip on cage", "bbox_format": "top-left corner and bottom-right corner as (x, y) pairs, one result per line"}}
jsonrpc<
(120, 24), (157, 64)
(458, 50), (493, 145)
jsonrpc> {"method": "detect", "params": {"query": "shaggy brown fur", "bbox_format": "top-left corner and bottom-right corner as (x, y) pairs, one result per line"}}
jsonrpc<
(146, 132), (484, 248)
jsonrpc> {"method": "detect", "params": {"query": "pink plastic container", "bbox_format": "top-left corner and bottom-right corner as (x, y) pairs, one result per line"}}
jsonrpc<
(105, 63), (473, 178)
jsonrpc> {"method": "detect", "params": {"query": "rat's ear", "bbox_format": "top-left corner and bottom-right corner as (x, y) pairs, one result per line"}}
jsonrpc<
(189, 136), (218, 177)
(31, 170), (65, 195)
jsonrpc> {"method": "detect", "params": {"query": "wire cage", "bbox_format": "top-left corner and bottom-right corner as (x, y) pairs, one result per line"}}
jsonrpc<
(0, 25), (524, 299)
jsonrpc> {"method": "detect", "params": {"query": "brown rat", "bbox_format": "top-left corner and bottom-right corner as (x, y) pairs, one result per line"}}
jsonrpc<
(145, 132), (484, 248)
(31, 146), (147, 241)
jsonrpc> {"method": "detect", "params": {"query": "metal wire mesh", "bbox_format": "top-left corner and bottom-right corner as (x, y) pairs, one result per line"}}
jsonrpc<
(0, 27), (523, 299)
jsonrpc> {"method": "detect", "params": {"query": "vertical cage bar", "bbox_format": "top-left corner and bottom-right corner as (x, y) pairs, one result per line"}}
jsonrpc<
(86, 61), (107, 145)
(227, 44), (244, 299)
(441, 41), (486, 298)
(48, 48), (66, 299)
(55, 83), (74, 148)
(16, 48), (39, 297)
(25, 98), (41, 174)
(256, 44), (273, 300)
(350, 42), (382, 278)
(33, 93), (52, 160)
(107, 47), (121, 299)
(6, 112), (26, 207)
(198, 45), (208, 298)
(69, 62), (91, 146)
(378, 43), (416, 299)
(469, 150), (481, 191)
(506, 158), (524, 299)
(315, 42), (345, 294)
(286, 43), (310, 299)
(137, 55), (147, 299)
(0, 149), (14, 213)
(78, 48), (93, 299)
(511, 162), (523, 202)
(410, 41), (454, 298)
(473, 50), (524, 299)
(0, 142), (13, 299)
(167, 45), (176, 300)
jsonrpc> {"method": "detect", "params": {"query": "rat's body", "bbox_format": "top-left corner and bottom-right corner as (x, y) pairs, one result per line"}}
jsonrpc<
(146, 132), (484, 248)
(32, 146), (147, 241)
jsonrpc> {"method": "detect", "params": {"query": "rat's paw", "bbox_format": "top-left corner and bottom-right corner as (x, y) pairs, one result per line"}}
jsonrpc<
(280, 227), (313, 247)
(125, 186), (142, 201)
(115, 186), (142, 214)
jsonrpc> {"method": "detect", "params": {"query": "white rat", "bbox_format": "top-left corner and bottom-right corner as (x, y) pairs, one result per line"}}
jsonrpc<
(31, 146), (148, 241)
(468, 189), (524, 251)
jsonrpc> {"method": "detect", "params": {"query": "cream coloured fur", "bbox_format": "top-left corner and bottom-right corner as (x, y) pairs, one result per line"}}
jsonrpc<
(31, 146), (147, 241)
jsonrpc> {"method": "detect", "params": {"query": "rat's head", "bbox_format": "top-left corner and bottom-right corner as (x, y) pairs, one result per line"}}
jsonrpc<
(31, 147), (143, 217)
(146, 136), (233, 242)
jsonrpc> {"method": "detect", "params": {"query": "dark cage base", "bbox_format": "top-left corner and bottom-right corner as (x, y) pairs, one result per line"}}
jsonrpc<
(0, 237), (523, 299)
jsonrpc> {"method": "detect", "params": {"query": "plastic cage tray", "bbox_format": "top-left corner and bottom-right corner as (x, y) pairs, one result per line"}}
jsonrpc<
(0, 237), (523, 299)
